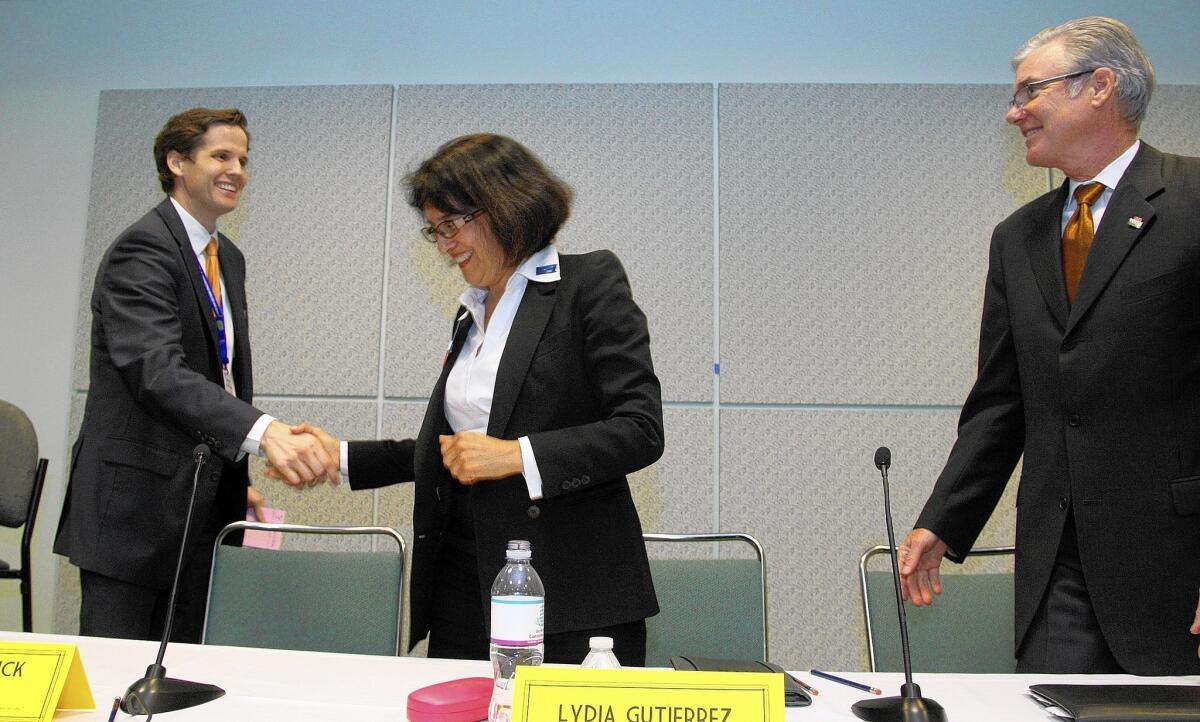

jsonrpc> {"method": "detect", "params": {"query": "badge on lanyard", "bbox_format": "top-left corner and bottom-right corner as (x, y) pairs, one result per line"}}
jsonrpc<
(196, 256), (235, 396)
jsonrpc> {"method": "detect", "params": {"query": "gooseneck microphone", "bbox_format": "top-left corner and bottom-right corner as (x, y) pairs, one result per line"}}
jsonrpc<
(120, 444), (225, 716)
(852, 447), (947, 722)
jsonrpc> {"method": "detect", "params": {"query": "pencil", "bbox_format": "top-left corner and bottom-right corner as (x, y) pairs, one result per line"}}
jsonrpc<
(785, 672), (819, 696)
(809, 669), (883, 695)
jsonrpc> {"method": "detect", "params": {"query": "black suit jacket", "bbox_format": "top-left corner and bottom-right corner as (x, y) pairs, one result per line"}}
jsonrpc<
(349, 250), (664, 649)
(917, 144), (1200, 675)
(55, 199), (262, 589)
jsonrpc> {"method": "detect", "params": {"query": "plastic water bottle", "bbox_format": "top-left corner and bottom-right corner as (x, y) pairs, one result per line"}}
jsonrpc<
(488, 540), (545, 722)
(581, 636), (621, 669)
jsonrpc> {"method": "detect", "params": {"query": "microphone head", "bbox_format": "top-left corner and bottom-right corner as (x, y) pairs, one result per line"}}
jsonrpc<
(874, 446), (891, 470)
(193, 444), (210, 462)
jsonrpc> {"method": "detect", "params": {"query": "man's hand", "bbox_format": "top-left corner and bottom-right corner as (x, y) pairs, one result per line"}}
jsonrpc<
(259, 420), (340, 488)
(898, 528), (950, 606)
(439, 432), (522, 485)
(246, 484), (268, 521)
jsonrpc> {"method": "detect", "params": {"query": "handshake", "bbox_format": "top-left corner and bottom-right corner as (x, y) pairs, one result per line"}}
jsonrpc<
(258, 420), (529, 489)
(259, 420), (341, 488)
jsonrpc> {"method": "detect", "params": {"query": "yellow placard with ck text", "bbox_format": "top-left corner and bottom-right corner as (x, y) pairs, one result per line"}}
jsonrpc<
(0, 643), (95, 722)
(512, 667), (784, 722)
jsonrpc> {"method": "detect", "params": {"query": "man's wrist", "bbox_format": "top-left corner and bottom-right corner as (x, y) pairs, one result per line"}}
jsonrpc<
(242, 414), (277, 457)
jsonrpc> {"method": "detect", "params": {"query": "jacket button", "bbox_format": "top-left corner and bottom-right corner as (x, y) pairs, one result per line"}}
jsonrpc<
(1067, 415), (1081, 427)
(527, 505), (541, 519)
(581, 474), (591, 485)
(1058, 497), (1069, 511)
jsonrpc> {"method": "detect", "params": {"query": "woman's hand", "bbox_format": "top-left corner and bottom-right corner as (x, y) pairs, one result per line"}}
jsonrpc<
(439, 432), (523, 484)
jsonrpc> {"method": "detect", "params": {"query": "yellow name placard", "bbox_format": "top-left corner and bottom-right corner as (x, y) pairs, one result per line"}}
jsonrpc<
(0, 643), (95, 722)
(511, 667), (784, 722)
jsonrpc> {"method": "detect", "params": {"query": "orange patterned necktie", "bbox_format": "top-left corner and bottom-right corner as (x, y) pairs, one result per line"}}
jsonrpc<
(204, 237), (222, 313)
(1062, 182), (1105, 305)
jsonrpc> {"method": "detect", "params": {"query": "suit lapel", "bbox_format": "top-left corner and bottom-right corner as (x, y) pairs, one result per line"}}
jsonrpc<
(487, 281), (557, 438)
(219, 233), (252, 398)
(1026, 185), (1072, 329)
(421, 309), (473, 441)
(1067, 145), (1163, 335)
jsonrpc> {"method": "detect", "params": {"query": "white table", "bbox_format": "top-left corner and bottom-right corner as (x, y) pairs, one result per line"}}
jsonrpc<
(3, 632), (1197, 721)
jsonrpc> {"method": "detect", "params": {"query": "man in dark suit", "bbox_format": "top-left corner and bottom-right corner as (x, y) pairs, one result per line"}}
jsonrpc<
(899, 17), (1200, 676)
(54, 107), (339, 642)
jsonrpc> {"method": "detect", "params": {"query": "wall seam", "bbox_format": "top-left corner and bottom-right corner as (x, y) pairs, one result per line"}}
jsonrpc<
(369, 86), (401, 545)
(711, 82), (721, 557)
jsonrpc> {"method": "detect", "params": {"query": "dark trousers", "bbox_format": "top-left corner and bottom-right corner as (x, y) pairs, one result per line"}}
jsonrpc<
(427, 485), (648, 665)
(78, 479), (238, 643)
(1016, 512), (1124, 674)
(78, 539), (215, 643)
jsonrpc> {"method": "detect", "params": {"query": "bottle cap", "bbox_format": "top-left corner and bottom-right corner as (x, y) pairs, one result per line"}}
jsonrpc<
(506, 539), (532, 560)
(588, 636), (614, 650)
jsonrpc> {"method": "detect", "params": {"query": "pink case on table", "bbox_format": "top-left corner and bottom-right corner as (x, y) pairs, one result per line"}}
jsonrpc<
(407, 677), (493, 722)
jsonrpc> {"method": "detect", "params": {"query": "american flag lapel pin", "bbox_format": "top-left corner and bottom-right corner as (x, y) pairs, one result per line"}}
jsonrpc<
(1127, 216), (1144, 229)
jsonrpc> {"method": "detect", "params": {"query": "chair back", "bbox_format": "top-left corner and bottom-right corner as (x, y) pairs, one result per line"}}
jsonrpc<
(0, 400), (48, 632)
(643, 532), (768, 667)
(860, 544), (1015, 673)
(0, 400), (40, 528)
(203, 522), (406, 656)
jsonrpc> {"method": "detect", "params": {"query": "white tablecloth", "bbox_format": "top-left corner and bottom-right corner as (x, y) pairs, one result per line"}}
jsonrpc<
(3, 632), (1197, 721)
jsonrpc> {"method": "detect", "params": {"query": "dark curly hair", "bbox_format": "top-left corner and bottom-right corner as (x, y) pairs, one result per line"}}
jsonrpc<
(406, 134), (573, 264)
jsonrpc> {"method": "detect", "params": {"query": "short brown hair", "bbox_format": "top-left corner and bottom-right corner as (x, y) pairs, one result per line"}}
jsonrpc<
(406, 134), (573, 264)
(153, 108), (250, 193)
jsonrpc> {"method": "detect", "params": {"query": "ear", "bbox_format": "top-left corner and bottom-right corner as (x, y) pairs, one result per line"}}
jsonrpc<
(166, 149), (187, 178)
(1088, 67), (1118, 109)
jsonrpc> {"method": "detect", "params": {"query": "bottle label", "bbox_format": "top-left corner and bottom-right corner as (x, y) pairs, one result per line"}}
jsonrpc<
(490, 595), (545, 645)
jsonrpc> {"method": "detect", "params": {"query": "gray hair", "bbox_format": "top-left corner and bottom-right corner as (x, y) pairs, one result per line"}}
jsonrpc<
(1012, 16), (1155, 128)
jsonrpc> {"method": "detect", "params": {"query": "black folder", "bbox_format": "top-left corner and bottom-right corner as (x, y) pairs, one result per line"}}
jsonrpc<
(1029, 683), (1200, 721)
(670, 656), (812, 707)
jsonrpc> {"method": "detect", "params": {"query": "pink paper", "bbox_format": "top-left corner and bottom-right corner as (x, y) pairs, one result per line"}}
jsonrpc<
(243, 506), (286, 549)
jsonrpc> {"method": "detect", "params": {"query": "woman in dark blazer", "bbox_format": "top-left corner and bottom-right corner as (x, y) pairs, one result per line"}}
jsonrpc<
(286, 134), (663, 664)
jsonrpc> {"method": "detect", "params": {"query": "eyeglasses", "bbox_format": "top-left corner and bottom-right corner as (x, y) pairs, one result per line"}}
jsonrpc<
(1009, 69), (1095, 109)
(421, 209), (487, 242)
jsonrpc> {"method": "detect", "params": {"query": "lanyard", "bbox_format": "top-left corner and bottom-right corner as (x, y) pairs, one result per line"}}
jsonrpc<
(195, 255), (230, 367)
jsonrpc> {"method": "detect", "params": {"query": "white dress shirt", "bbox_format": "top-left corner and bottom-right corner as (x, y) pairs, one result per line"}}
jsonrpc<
(1061, 140), (1141, 234)
(170, 198), (273, 457)
(341, 245), (563, 499)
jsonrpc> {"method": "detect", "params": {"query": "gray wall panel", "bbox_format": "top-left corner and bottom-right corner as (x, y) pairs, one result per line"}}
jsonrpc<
(73, 86), (393, 397)
(1142, 85), (1200, 158)
(720, 408), (1018, 671)
(386, 84), (713, 403)
(719, 84), (1048, 405)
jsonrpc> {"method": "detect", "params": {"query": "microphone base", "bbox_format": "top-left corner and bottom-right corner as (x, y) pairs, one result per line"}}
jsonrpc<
(851, 695), (946, 722)
(120, 665), (225, 715)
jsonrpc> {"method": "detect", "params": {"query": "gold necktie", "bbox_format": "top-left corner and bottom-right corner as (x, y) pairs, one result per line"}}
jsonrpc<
(204, 237), (222, 314)
(1062, 182), (1105, 304)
